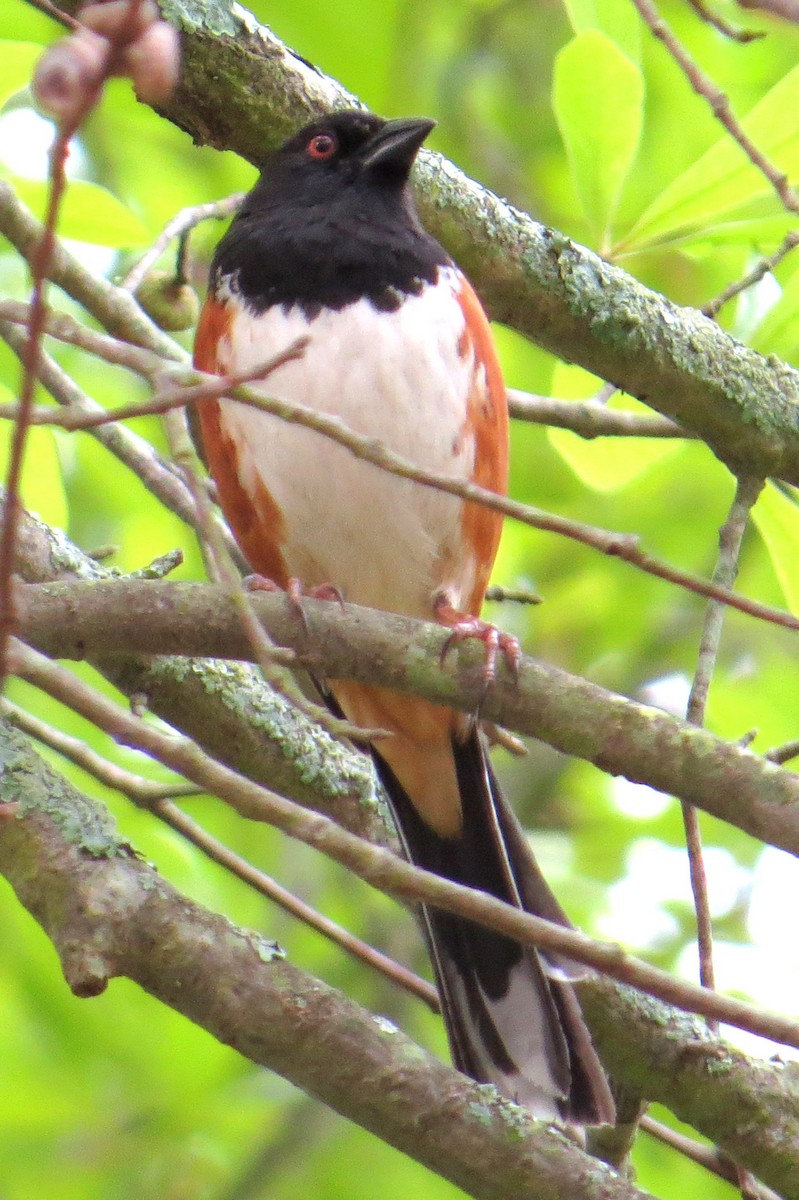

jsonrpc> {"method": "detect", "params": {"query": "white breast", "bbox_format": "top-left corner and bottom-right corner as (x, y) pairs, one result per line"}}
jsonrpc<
(214, 268), (478, 619)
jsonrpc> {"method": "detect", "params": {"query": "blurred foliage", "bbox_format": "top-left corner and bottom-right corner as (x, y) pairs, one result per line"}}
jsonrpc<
(2, 0), (799, 1196)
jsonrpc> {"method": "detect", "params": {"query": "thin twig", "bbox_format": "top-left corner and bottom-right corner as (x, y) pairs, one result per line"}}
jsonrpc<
(507, 390), (689, 439)
(484, 584), (542, 605)
(121, 193), (245, 293)
(640, 1116), (782, 1200)
(767, 737), (799, 764)
(0, 298), (186, 376)
(10, 637), (799, 1049)
(0, 141), (71, 685)
(0, 1), (148, 685)
(0, 183), (187, 360)
(684, 0), (764, 40)
(630, 0), (799, 218)
(739, 0), (799, 21)
(0, 697), (200, 801)
(220, 1096), (337, 1200)
(703, 230), (799, 319)
(22, 0), (76, 29)
(682, 475), (763, 1015)
(152, 800), (439, 1010)
(0, 317), (247, 571)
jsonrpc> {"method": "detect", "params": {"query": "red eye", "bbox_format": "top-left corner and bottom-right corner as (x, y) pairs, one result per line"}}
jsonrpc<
(307, 132), (338, 161)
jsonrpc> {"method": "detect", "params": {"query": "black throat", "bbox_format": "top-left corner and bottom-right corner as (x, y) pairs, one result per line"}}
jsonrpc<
(211, 154), (449, 318)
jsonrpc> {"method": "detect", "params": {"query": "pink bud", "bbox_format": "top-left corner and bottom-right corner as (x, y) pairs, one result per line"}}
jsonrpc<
(123, 20), (180, 104)
(78, 1), (160, 43)
(32, 30), (107, 127)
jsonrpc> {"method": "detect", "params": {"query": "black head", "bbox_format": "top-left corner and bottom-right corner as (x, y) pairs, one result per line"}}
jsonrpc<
(264, 110), (436, 200)
(212, 110), (449, 317)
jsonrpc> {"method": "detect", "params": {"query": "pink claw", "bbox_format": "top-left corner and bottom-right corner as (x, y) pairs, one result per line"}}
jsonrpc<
(243, 573), (345, 631)
(434, 594), (522, 689)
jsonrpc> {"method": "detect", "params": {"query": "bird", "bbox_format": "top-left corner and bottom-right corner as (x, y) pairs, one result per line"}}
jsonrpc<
(193, 108), (614, 1124)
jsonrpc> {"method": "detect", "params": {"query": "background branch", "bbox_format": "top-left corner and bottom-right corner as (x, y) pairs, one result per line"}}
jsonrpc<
(0, 715), (658, 1200)
(578, 976), (799, 1197)
(38, 0), (799, 487)
(2, 712), (797, 1198)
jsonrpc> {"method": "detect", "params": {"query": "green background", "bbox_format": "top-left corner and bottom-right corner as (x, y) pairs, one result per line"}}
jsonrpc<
(3, 0), (799, 1196)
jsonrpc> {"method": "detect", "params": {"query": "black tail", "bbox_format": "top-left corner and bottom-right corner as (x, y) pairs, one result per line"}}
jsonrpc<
(377, 728), (614, 1124)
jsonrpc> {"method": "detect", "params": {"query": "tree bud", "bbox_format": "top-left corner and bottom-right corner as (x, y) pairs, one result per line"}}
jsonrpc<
(123, 20), (181, 104)
(32, 30), (107, 127)
(135, 271), (200, 332)
(78, 0), (159, 42)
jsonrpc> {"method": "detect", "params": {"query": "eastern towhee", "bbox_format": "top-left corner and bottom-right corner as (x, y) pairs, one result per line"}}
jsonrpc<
(194, 109), (613, 1123)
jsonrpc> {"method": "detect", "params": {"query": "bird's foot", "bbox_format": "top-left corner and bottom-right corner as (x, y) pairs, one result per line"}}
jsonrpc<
(434, 593), (522, 691)
(244, 574), (344, 632)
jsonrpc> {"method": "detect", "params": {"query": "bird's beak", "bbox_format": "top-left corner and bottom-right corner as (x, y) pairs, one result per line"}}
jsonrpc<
(360, 117), (436, 174)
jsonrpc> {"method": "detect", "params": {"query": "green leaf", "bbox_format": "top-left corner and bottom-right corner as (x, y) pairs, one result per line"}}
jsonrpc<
(749, 262), (799, 361)
(0, 41), (41, 109)
(624, 61), (799, 252)
(0, 385), (68, 530)
(9, 175), (149, 248)
(552, 31), (644, 249)
(547, 363), (680, 491)
(562, 0), (641, 63)
(752, 483), (799, 613)
(617, 212), (794, 257)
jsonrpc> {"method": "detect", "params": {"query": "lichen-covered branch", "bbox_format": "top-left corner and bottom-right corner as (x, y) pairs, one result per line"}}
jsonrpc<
(0, 715), (656, 1200)
(10, 496), (390, 849)
(18, 576), (799, 861)
(579, 978), (799, 1197)
(2, 714), (798, 1196)
(40, 0), (799, 485)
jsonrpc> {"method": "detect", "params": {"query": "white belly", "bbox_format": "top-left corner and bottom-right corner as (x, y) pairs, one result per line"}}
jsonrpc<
(214, 269), (478, 619)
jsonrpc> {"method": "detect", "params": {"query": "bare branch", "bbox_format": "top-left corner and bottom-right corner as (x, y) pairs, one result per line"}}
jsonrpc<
(579, 976), (799, 1198)
(507, 390), (690, 439)
(10, 636), (799, 1051)
(682, 476), (764, 1011)
(630, 0), (799, 217)
(151, 799), (438, 1010)
(703, 229), (799, 319)
(0, 715), (657, 1200)
(17, 576), (799, 863)
(683, 0), (763, 40)
(121, 192), (244, 292)
(640, 1117), (782, 1200)
(3, 296), (795, 634)
(0, 315), (247, 570)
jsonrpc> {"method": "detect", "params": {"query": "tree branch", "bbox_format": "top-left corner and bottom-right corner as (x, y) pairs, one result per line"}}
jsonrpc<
(2, 292), (795, 632)
(15, 633), (799, 1053)
(17, 576), (799, 860)
(9, 495), (392, 851)
(2, 710), (798, 1197)
(579, 976), (799, 1198)
(0, 714), (657, 1200)
(38, 0), (799, 486)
